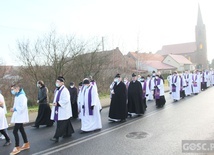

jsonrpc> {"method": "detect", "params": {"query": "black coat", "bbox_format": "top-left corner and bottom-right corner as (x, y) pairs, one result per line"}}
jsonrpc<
(128, 80), (145, 114)
(38, 86), (48, 104)
(68, 86), (78, 118)
(35, 86), (53, 126)
(109, 82), (127, 119)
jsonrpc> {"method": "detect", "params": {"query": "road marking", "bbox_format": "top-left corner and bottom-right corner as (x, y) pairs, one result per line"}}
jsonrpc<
(33, 104), (174, 155)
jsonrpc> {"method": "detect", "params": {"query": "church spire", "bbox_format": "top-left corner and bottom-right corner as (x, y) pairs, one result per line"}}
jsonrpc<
(197, 4), (204, 26)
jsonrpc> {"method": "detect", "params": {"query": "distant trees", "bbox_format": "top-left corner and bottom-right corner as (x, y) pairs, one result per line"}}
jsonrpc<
(14, 30), (108, 105)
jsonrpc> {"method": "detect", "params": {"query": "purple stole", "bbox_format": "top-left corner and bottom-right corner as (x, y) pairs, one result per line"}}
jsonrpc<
(142, 81), (147, 99)
(172, 76), (177, 92)
(192, 75), (197, 87)
(54, 86), (65, 121)
(154, 78), (160, 99)
(83, 86), (93, 116)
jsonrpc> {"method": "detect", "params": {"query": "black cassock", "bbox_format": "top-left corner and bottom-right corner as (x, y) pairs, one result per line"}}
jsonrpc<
(109, 82), (127, 120)
(68, 86), (78, 119)
(128, 81), (145, 114)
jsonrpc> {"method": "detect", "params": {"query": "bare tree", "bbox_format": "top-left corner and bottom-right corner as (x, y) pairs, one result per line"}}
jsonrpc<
(15, 30), (107, 104)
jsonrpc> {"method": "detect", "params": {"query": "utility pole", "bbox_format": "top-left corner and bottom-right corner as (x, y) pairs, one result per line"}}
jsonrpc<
(102, 37), (104, 51)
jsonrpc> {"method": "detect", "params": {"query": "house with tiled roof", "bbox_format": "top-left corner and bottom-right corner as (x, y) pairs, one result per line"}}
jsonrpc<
(126, 52), (176, 73)
(127, 52), (164, 62)
(139, 60), (176, 73)
(162, 54), (195, 72)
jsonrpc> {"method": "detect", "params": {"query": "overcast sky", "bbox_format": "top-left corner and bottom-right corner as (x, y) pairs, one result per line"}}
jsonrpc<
(0, 0), (213, 65)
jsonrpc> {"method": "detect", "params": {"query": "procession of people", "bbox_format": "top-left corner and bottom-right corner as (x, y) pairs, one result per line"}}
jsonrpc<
(1, 69), (214, 154)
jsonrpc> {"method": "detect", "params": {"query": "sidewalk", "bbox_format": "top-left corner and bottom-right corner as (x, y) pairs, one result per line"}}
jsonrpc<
(7, 86), (169, 129)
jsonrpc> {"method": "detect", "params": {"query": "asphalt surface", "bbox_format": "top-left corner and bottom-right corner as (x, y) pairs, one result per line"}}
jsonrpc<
(1, 87), (214, 155)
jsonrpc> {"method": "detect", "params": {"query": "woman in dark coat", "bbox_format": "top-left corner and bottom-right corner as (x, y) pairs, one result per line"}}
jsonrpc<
(32, 80), (54, 128)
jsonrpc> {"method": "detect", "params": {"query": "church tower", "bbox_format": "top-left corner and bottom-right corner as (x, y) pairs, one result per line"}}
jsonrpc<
(195, 4), (208, 69)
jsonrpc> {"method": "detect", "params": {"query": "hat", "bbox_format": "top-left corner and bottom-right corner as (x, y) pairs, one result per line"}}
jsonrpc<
(132, 73), (136, 77)
(78, 82), (83, 86)
(83, 79), (90, 84)
(57, 76), (65, 82)
(115, 74), (120, 78)
(70, 82), (74, 86)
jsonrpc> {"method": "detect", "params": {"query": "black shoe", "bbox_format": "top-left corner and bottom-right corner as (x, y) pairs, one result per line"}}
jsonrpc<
(62, 135), (71, 138)
(31, 125), (39, 128)
(80, 131), (89, 134)
(46, 124), (53, 127)
(94, 129), (101, 132)
(127, 113), (132, 118)
(120, 119), (126, 123)
(3, 141), (11, 146)
(50, 137), (59, 142)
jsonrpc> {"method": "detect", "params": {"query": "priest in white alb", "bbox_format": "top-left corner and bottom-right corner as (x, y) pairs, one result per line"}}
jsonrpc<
(50, 76), (74, 142)
(79, 79), (102, 133)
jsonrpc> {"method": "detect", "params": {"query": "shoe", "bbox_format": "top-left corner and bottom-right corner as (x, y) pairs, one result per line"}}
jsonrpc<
(31, 125), (39, 128)
(80, 131), (89, 134)
(20, 142), (30, 150)
(93, 129), (101, 132)
(120, 119), (126, 122)
(0, 135), (5, 139)
(10, 147), (21, 155)
(50, 137), (59, 142)
(3, 141), (11, 146)
(62, 135), (71, 138)
(109, 118), (121, 122)
(46, 124), (53, 127)
(127, 113), (132, 118)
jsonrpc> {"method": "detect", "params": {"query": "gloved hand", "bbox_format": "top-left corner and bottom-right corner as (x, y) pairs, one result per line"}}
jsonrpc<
(91, 106), (94, 110)
(146, 94), (149, 96)
(82, 105), (85, 109)
(37, 100), (39, 103)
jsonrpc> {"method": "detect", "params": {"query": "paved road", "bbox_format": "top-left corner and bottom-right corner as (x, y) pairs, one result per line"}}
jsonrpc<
(1, 87), (214, 155)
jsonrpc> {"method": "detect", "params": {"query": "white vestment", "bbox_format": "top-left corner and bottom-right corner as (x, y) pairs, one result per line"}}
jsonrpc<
(80, 85), (102, 132)
(183, 73), (192, 96)
(0, 108), (8, 130)
(51, 86), (72, 121)
(146, 78), (154, 101)
(192, 74), (200, 94)
(0, 94), (8, 130)
(171, 75), (181, 100)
